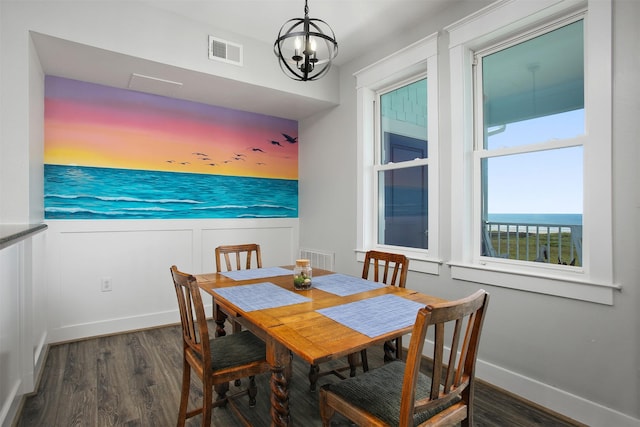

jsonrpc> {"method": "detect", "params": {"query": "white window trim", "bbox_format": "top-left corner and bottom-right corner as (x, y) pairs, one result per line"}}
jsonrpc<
(354, 33), (441, 275)
(447, 0), (619, 304)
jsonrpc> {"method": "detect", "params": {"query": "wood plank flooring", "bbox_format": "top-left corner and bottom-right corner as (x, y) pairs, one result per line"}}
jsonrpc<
(17, 324), (585, 426)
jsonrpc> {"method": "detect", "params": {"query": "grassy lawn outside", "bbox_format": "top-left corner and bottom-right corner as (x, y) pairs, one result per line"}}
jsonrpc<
(488, 229), (581, 266)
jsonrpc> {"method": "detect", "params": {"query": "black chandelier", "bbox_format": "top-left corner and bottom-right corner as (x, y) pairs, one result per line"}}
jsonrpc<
(274, 0), (338, 81)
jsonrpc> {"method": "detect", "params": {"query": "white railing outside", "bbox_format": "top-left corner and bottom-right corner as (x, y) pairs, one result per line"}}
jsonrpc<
(483, 222), (582, 266)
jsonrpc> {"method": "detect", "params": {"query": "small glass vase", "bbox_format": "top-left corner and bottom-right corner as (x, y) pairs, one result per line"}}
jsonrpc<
(293, 259), (312, 290)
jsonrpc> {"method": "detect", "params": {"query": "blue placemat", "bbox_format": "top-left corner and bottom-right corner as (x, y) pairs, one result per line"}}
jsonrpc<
(213, 282), (310, 312)
(316, 294), (425, 338)
(312, 273), (385, 296)
(220, 266), (292, 281)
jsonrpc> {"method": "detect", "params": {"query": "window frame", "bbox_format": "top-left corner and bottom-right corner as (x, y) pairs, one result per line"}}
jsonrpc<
(447, 0), (618, 304)
(354, 34), (440, 275)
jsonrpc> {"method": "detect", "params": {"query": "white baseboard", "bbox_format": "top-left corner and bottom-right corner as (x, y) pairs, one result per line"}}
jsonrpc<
(0, 380), (21, 427)
(475, 358), (640, 427)
(418, 337), (640, 427)
(48, 309), (182, 344)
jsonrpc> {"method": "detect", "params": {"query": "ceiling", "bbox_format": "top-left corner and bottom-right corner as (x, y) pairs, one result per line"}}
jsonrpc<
(32, 0), (454, 120)
(141, 0), (453, 67)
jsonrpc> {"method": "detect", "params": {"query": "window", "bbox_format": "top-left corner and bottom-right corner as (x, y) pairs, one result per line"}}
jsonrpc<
(354, 34), (440, 274)
(377, 79), (429, 250)
(477, 18), (584, 266)
(448, 0), (616, 304)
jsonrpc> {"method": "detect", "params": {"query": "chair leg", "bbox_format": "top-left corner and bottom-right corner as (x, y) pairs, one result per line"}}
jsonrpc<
(461, 382), (474, 426)
(202, 378), (214, 427)
(177, 360), (191, 427)
(360, 349), (369, 372)
(383, 339), (397, 362)
(248, 375), (258, 407)
(319, 389), (335, 427)
(347, 353), (359, 377)
(309, 363), (320, 391)
(214, 381), (230, 405)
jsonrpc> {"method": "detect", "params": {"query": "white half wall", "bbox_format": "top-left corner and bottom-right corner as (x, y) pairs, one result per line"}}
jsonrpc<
(0, 230), (48, 427)
(45, 218), (299, 343)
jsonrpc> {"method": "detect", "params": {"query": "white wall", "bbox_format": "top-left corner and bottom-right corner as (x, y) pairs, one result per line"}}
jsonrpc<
(44, 219), (299, 342)
(299, 1), (640, 426)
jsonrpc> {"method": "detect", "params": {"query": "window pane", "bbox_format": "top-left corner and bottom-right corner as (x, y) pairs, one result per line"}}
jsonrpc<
(378, 166), (428, 249)
(380, 79), (427, 163)
(482, 20), (584, 149)
(480, 147), (583, 265)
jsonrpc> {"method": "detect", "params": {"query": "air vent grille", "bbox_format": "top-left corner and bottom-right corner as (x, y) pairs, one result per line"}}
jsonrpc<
(208, 35), (243, 66)
(299, 248), (335, 271)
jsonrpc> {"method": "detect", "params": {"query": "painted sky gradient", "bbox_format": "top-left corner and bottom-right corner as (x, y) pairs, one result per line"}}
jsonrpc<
(44, 76), (298, 180)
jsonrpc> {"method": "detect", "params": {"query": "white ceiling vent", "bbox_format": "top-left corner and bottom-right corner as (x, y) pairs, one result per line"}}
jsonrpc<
(128, 73), (183, 97)
(208, 35), (243, 66)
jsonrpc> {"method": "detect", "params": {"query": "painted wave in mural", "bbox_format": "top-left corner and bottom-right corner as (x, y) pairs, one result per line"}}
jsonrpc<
(44, 164), (298, 219)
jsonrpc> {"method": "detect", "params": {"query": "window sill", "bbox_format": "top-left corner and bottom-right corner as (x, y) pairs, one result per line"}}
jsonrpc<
(355, 248), (442, 275)
(448, 262), (620, 305)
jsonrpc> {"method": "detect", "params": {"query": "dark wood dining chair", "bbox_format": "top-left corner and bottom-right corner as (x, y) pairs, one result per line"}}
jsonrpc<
(319, 289), (490, 427)
(215, 243), (262, 273)
(170, 265), (269, 427)
(213, 243), (262, 336)
(308, 250), (409, 391)
(361, 250), (410, 364)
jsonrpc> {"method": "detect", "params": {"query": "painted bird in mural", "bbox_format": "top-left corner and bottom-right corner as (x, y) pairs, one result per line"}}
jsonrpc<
(251, 148), (265, 152)
(282, 133), (298, 144)
(271, 140), (283, 146)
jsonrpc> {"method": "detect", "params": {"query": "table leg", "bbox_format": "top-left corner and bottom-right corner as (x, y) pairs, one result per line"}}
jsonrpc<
(213, 301), (227, 337)
(267, 339), (291, 426)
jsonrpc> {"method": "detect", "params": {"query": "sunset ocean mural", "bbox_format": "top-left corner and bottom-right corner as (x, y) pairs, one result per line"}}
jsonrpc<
(44, 76), (298, 219)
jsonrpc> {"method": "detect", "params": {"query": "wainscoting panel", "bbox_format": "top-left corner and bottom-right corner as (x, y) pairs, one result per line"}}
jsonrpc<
(44, 219), (299, 343)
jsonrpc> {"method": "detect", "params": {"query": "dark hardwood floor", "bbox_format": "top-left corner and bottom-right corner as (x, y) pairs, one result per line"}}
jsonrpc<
(17, 324), (584, 426)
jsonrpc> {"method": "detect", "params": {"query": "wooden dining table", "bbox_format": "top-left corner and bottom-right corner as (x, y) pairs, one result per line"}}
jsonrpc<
(196, 266), (445, 427)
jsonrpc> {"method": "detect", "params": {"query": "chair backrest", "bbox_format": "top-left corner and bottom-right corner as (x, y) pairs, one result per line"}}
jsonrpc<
(399, 289), (490, 426)
(215, 244), (262, 272)
(361, 250), (409, 287)
(170, 265), (211, 368)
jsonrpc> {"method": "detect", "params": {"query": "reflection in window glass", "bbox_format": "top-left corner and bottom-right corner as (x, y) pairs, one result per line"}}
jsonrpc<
(482, 20), (584, 150)
(378, 166), (428, 249)
(380, 79), (428, 164)
(377, 77), (429, 250)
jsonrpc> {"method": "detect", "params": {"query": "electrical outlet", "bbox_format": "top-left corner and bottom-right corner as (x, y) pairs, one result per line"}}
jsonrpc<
(101, 277), (112, 292)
